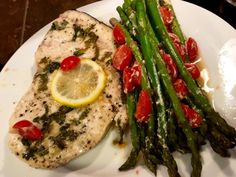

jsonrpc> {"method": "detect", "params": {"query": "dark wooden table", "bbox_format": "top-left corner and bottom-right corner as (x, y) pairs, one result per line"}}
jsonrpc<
(0, 0), (235, 70)
(0, 0), (100, 69)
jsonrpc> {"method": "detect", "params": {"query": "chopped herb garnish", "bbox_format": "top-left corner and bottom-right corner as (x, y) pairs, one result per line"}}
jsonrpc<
(92, 45), (100, 61)
(37, 145), (49, 156)
(35, 61), (60, 91)
(39, 57), (49, 65)
(22, 148), (37, 160)
(72, 25), (84, 41)
(79, 108), (91, 120)
(50, 136), (66, 150)
(48, 106), (74, 125)
(85, 32), (98, 45)
(37, 73), (48, 91)
(50, 20), (68, 31)
(50, 128), (78, 149)
(21, 138), (32, 146)
(67, 130), (79, 141)
(73, 48), (86, 57)
(100, 52), (112, 61)
(72, 24), (98, 42)
(59, 123), (70, 131)
(70, 108), (90, 125)
(44, 61), (60, 73)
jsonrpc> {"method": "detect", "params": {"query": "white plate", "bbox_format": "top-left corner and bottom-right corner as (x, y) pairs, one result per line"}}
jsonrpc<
(0, 0), (236, 176)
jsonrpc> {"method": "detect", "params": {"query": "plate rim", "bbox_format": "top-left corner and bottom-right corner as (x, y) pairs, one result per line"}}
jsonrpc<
(0, 0), (236, 177)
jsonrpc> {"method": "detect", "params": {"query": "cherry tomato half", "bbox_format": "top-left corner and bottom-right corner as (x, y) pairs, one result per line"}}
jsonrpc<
(169, 33), (181, 45)
(168, 33), (186, 62)
(60, 56), (81, 71)
(112, 44), (132, 71)
(175, 43), (186, 63)
(160, 49), (178, 81)
(123, 62), (142, 93)
(13, 120), (42, 141)
(186, 37), (198, 62)
(185, 63), (200, 80)
(123, 67), (135, 93)
(160, 6), (174, 26)
(113, 25), (126, 45)
(131, 61), (142, 86)
(135, 90), (152, 122)
(181, 104), (203, 128)
(173, 78), (188, 99)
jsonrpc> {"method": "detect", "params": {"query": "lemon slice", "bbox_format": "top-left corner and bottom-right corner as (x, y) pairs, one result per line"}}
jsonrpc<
(51, 59), (106, 107)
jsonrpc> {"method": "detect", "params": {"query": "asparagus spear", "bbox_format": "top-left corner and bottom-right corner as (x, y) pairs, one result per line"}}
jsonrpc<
(119, 147), (140, 170)
(127, 92), (140, 151)
(208, 133), (230, 157)
(111, 17), (159, 173)
(160, 0), (186, 44)
(136, 1), (182, 176)
(143, 0), (204, 176)
(112, 11), (178, 175)
(116, 6), (133, 32)
(146, 0), (236, 142)
(140, 125), (158, 175)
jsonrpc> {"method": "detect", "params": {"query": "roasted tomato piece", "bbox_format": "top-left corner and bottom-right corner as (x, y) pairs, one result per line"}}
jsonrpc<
(131, 61), (142, 86)
(168, 33), (186, 62)
(135, 90), (152, 122)
(60, 56), (80, 71)
(173, 78), (188, 99)
(113, 25), (126, 45)
(13, 120), (42, 141)
(181, 104), (203, 128)
(123, 67), (135, 93)
(169, 33), (181, 45)
(186, 37), (198, 61)
(113, 44), (132, 71)
(175, 43), (186, 63)
(160, 6), (174, 26)
(160, 49), (178, 81)
(185, 63), (200, 80)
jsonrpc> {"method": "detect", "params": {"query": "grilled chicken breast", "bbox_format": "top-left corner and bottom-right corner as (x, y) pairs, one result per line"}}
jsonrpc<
(8, 10), (127, 168)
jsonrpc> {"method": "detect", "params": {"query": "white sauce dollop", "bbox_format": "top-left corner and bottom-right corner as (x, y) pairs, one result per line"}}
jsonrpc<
(211, 38), (236, 128)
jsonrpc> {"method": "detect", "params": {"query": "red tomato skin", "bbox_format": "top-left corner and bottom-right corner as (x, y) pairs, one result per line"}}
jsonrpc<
(181, 104), (203, 128)
(186, 37), (198, 61)
(135, 90), (152, 122)
(169, 33), (181, 45)
(13, 120), (42, 141)
(113, 25), (126, 45)
(185, 63), (200, 80)
(131, 61), (142, 86)
(123, 67), (135, 93)
(173, 78), (188, 99)
(160, 49), (178, 81)
(175, 43), (186, 63)
(160, 6), (174, 26)
(168, 33), (186, 62)
(60, 56), (80, 71)
(113, 44), (132, 71)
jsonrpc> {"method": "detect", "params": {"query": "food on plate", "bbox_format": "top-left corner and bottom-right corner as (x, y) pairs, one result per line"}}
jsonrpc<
(51, 58), (107, 107)
(110, 0), (236, 176)
(8, 10), (128, 168)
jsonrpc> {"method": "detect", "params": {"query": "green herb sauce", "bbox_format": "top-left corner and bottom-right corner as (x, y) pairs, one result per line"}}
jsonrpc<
(21, 106), (76, 160)
(50, 20), (68, 31)
(35, 59), (60, 91)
